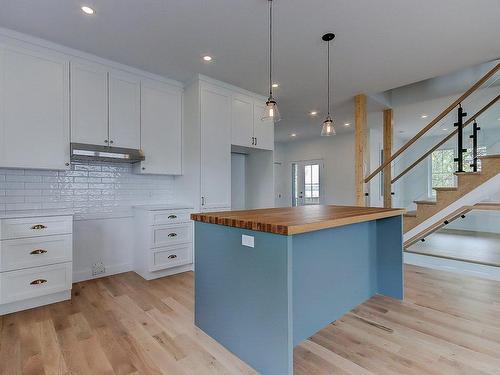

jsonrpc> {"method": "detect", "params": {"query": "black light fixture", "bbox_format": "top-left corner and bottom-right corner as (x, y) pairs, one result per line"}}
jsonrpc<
(262, 0), (281, 123)
(321, 33), (336, 136)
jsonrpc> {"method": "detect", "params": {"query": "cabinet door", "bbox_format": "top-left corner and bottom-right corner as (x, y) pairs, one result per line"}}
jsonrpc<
(253, 101), (275, 151)
(109, 70), (140, 149)
(70, 61), (108, 146)
(0, 44), (70, 170)
(200, 83), (232, 210)
(231, 93), (254, 147)
(138, 80), (182, 175)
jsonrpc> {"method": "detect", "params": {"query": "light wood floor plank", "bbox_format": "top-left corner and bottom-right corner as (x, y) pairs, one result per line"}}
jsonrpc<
(1, 265), (500, 374)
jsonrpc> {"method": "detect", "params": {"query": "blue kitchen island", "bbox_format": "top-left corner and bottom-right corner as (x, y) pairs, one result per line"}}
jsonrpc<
(191, 205), (405, 375)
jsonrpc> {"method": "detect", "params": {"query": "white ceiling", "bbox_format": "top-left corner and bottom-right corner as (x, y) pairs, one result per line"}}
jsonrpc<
(0, 0), (499, 142)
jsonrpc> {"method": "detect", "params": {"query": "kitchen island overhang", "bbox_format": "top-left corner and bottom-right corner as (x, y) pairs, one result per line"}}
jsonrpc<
(192, 205), (405, 375)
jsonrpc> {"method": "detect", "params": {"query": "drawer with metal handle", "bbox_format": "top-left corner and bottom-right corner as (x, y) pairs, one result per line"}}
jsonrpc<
(0, 262), (72, 304)
(151, 223), (192, 248)
(150, 244), (192, 272)
(0, 216), (73, 240)
(0, 234), (72, 272)
(152, 210), (191, 225)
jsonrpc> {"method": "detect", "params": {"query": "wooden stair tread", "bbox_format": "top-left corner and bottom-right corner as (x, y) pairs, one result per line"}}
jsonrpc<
(433, 187), (458, 191)
(478, 154), (500, 159)
(414, 200), (437, 205)
(454, 171), (481, 176)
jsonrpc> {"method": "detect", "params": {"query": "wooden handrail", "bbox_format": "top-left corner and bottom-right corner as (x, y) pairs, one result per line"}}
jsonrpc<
(392, 94), (500, 183)
(364, 63), (500, 183)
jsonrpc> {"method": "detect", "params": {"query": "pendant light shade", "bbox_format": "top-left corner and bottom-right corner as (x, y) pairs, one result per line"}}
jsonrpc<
(262, 0), (281, 123)
(321, 33), (335, 136)
(321, 115), (336, 136)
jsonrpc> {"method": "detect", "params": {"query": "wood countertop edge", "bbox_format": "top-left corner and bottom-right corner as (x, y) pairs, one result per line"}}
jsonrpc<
(191, 208), (405, 235)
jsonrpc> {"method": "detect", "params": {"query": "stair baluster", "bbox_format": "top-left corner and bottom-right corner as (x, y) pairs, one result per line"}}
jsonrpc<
(454, 104), (468, 173)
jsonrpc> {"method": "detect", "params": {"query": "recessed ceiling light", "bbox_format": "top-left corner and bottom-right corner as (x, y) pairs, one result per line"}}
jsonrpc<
(421, 114), (428, 119)
(290, 133), (297, 137)
(310, 111), (318, 116)
(442, 128), (448, 131)
(344, 123), (350, 127)
(81, 6), (95, 15)
(202, 55), (213, 62)
(398, 130), (405, 134)
(272, 83), (279, 88)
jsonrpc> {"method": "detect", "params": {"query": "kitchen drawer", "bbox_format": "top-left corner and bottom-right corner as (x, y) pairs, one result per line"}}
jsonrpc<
(0, 262), (72, 304)
(0, 216), (73, 240)
(150, 244), (192, 271)
(0, 234), (72, 272)
(151, 223), (192, 248)
(151, 210), (191, 225)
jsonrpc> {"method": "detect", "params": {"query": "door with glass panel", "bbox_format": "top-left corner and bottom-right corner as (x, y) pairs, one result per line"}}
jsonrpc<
(292, 160), (323, 206)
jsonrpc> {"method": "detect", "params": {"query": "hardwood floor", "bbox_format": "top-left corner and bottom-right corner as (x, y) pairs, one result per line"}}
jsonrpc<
(2, 265), (500, 374)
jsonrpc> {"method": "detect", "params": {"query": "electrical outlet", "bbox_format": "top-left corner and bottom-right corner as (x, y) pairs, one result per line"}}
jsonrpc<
(92, 261), (106, 276)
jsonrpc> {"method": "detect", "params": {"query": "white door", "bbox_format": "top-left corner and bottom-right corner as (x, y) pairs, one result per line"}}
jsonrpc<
(253, 102), (275, 151)
(70, 61), (108, 146)
(138, 80), (182, 175)
(0, 44), (70, 170)
(231, 93), (254, 148)
(108, 70), (141, 149)
(200, 83), (232, 210)
(292, 160), (323, 206)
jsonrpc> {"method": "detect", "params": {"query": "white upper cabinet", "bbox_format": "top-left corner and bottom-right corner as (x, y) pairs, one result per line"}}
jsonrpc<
(135, 80), (182, 175)
(230, 94), (274, 151)
(253, 101), (275, 151)
(70, 61), (108, 146)
(200, 83), (232, 210)
(108, 70), (140, 149)
(231, 93), (254, 148)
(0, 44), (70, 170)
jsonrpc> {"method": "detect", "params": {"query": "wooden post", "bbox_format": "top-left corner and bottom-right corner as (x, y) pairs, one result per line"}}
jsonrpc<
(383, 109), (393, 208)
(354, 94), (367, 206)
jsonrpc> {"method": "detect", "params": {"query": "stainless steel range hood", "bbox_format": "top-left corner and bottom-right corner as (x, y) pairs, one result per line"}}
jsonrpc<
(70, 143), (145, 164)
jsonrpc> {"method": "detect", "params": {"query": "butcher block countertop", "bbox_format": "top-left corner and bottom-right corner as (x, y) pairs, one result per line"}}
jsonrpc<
(191, 205), (405, 235)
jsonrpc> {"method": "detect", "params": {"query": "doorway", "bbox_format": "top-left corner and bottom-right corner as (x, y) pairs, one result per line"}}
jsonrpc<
(292, 160), (324, 206)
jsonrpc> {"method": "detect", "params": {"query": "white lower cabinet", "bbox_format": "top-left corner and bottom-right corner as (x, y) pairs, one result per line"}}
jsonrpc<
(133, 206), (193, 280)
(0, 214), (73, 315)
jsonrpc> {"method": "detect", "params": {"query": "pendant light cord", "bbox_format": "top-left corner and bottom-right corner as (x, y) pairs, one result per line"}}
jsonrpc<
(327, 39), (330, 116)
(269, 0), (273, 96)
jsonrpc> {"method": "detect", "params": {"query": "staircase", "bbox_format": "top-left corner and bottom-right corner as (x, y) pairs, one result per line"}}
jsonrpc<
(404, 154), (500, 233)
(363, 62), (500, 246)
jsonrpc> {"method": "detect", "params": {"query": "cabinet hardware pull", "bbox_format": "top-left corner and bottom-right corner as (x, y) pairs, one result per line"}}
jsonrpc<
(251, 137), (254, 145)
(110, 140), (114, 144)
(30, 279), (47, 285)
(31, 224), (47, 230)
(168, 215), (177, 219)
(168, 254), (177, 259)
(65, 162), (70, 166)
(168, 233), (177, 237)
(104, 140), (109, 143)
(255, 137), (258, 146)
(30, 249), (48, 255)
(201, 196), (205, 206)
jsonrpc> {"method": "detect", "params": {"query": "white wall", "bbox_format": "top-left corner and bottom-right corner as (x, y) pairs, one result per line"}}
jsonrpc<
(231, 153), (246, 210)
(446, 210), (500, 235)
(275, 133), (356, 206)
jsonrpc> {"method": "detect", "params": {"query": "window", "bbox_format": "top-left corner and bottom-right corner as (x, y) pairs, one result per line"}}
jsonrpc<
(431, 147), (486, 193)
(304, 164), (320, 205)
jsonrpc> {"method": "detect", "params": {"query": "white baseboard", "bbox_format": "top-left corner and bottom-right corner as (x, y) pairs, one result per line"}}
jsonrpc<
(404, 252), (500, 282)
(0, 290), (71, 315)
(72, 262), (133, 283)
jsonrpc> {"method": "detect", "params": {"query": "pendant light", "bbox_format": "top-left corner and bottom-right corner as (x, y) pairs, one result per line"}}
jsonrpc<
(321, 33), (336, 136)
(262, 0), (281, 123)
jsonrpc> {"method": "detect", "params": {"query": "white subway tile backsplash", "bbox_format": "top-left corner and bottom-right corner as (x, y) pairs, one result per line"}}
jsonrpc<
(0, 162), (174, 214)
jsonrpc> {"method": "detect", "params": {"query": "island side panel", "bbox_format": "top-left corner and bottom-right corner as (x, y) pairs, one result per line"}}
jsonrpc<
(194, 222), (293, 375)
(291, 221), (378, 346)
(376, 215), (404, 299)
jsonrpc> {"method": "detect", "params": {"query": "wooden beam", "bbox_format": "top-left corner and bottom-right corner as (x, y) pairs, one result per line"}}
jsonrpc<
(383, 109), (393, 208)
(354, 94), (367, 206)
